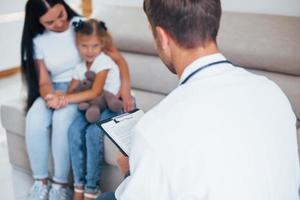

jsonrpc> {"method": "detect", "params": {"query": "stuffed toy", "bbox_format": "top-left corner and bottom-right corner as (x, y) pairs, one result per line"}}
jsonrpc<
(74, 71), (123, 123)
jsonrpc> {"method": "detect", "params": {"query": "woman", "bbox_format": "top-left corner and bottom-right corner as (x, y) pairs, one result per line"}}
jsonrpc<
(21, 1), (134, 200)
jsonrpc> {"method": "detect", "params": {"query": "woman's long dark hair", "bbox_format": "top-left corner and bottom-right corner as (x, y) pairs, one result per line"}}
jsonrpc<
(21, 0), (78, 111)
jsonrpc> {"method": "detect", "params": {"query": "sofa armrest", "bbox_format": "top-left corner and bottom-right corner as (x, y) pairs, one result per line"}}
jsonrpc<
(1, 98), (26, 136)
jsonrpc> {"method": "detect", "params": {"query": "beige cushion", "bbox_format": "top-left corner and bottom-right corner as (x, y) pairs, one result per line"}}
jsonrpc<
(93, 4), (300, 76)
(219, 12), (300, 76)
(123, 52), (178, 94)
(133, 89), (166, 112)
(92, 5), (156, 56)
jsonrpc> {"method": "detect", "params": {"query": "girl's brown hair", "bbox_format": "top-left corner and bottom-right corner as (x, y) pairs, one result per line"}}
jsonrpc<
(73, 18), (113, 50)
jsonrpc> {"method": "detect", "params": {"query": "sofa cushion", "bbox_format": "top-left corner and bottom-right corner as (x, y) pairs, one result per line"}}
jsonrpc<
(93, 3), (300, 121)
(123, 52), (178, 95)
(133, 89), (166, 112)
(93, 4), (300, 77)
(92, 4), (156, 56)
(219, 12), (300, 76)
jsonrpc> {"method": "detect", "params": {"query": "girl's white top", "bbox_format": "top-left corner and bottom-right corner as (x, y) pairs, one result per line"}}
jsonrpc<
(72, 53), (121, 95)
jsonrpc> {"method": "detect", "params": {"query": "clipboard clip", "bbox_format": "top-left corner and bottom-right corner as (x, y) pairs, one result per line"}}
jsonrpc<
(113, 113), (133, 123)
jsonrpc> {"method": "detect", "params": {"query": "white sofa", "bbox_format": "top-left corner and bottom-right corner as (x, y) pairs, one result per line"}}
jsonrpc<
(1, 3), (300, 192)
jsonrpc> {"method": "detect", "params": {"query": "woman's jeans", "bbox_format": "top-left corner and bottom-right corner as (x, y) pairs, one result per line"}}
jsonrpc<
(25, 82), (79, 183)
(69, 109), (120, 193)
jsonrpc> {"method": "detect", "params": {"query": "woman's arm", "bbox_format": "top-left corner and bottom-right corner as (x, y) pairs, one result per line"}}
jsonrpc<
(105, 46), (134, 112)
(65, 70), (108, 103)
(35, 59), (54, 98)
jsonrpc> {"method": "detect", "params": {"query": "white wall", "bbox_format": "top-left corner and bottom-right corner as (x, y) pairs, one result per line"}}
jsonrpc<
(221, 0), (300, 17)
(0, 0), (26, 71)
(0, 0), (26, 15)
(94, 0), (300, 16)
(0, 0), (80, 71)
(93, 0), (143, 7)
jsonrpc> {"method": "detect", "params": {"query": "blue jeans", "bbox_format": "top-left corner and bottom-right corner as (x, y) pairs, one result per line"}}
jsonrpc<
(25, 82), (79, 183)
(69, 109), (120, 193)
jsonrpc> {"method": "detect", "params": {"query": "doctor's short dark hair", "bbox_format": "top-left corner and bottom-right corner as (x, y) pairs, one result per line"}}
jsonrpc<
(143, 0), (222, 49)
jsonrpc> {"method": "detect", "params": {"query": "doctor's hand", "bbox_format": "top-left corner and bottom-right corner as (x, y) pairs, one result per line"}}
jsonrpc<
(116, 152), (129, 175)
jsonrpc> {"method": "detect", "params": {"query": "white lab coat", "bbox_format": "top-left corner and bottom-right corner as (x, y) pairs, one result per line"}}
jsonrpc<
(116, 54), (300, 200)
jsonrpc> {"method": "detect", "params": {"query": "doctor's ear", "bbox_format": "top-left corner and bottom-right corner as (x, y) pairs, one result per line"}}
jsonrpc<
(155, 26), (170, 50)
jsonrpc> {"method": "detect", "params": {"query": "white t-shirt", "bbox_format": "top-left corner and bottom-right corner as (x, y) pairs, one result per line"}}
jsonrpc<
(116, 53), (299, 200)
(33, 17), (81, 83)
(72, 53), (121, 95)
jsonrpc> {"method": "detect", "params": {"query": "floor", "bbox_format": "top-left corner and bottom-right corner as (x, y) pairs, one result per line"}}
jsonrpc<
(0, 73), (33, 200)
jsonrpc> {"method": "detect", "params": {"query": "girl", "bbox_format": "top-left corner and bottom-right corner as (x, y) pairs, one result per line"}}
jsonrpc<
(21, 1), (134, 200)
(47, 19), (124, 200)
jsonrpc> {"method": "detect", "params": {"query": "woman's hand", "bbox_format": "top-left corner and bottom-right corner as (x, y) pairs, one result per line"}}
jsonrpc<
(45, 91), (68, 109)
(116, 152), (130, 175)
(117, 83), (135, 112)
(45, 93), (60, 109)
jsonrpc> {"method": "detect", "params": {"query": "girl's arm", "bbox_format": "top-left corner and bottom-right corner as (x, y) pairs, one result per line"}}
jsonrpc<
(67, 79), (80, 94)
(35, 59), (54, 98)
(105, 46), (134, 112)
(65, 70), (108, 103)
(47, 79), (80, 109)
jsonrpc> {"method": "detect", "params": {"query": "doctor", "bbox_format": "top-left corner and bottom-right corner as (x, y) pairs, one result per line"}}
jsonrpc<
(99, 0), (300, 199)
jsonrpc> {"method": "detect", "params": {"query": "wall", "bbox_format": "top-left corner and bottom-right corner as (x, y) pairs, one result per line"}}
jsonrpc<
(222, 0), (300, 17)
(94, 0), (300, 16)
(0, 0), (26, 71)
(0, 0), (81, 71)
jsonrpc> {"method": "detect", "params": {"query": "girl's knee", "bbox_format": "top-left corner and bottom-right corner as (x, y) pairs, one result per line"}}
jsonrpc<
(68, 114), (87, 141)
(85, 126), (103, 144)
(86, 124), (102, 137)
(68, 125), (85, 145)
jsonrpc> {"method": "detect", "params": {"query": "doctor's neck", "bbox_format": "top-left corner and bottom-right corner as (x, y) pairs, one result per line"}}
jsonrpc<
(174, 41), (220, 78)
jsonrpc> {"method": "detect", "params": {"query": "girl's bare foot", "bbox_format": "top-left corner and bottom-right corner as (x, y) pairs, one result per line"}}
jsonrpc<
(73, 186), (84, 200)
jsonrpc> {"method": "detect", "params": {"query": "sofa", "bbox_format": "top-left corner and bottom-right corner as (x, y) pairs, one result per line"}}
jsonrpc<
(1, 3), (300, 192)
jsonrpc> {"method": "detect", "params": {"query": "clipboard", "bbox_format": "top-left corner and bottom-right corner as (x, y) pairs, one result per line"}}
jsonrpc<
(96, 109), (144, 156)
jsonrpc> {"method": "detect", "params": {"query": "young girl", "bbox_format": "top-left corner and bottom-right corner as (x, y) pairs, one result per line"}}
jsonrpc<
(47, 19), (123, 200)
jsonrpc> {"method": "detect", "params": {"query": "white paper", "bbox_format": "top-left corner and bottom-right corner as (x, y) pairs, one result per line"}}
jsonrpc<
(100, 109), (144, 156)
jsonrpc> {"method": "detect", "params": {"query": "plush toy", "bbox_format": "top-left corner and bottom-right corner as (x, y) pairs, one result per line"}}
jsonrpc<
(74, 71), (123, 123)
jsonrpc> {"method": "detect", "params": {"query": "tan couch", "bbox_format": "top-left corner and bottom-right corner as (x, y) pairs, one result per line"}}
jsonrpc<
(1, 4), (300, 192)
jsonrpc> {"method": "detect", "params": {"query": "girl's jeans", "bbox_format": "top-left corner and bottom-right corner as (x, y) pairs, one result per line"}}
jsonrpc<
(69, 109), (120, 193)
(25, 82), (79, 183)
